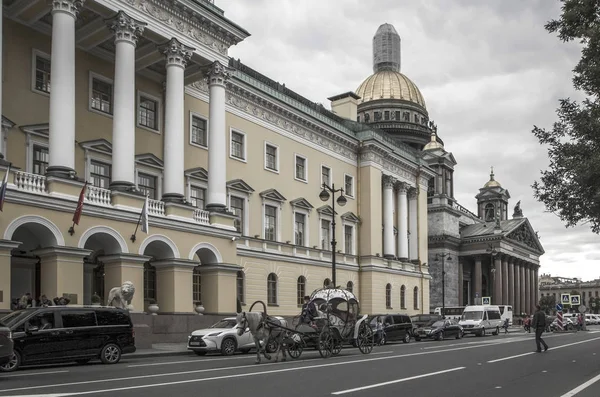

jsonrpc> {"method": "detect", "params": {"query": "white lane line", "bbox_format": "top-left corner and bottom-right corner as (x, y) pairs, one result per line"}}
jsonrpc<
(488, 336), (600, 363)
(0, 370), (69, 378)
(560, 372), (600, 396)
(330, 367), (465, 395)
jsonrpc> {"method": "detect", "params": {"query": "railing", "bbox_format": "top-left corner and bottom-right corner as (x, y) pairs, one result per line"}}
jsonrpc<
(85, 185), (111, 206)
(451, 201), (478, 218)
(193, 209), (210, 225)
(147, 199), (165, 216)
(13, 171), (46, 194)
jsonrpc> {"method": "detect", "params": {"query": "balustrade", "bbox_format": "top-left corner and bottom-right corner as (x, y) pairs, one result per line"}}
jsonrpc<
(193, 208), (210, 225)
(85, 185), (111, 206)
(13, 171), (46, 194)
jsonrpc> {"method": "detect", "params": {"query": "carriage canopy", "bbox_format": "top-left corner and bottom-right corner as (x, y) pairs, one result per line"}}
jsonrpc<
(309, 287), (359, 323)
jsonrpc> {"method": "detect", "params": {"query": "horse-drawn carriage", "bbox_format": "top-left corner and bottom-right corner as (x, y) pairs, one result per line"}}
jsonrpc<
(236, 287), (374, 364)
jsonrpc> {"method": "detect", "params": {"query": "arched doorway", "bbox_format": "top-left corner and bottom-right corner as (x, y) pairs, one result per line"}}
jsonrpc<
(140, 235), (179, 311)
(189, 243), (224, 313)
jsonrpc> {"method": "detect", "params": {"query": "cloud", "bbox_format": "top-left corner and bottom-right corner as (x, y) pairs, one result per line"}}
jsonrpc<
(222, 0), (598, 280)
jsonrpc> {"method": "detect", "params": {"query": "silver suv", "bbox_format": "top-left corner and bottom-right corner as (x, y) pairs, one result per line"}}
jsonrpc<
(0, 323), (13, 368)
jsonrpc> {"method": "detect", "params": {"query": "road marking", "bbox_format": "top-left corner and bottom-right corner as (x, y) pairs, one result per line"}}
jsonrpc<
(487, 336), (600, 363)
(0, 370), (69, 378)
(330, 367), (465, 395)
(559, 372), (600, 396)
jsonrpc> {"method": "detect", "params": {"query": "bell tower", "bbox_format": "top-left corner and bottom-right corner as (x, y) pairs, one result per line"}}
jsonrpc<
(475, 167), (511, 222)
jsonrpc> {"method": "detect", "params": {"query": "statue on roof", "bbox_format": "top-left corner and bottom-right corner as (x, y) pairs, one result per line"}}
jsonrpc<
(513, 200), (523, 218)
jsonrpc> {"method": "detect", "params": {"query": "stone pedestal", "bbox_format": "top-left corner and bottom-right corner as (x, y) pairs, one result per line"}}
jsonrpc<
(100, 253), (150, 311)
(154, 259), (197, 313)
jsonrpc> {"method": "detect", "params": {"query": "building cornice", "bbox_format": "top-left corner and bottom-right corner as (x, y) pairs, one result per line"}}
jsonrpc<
(236, 246), (359, 271)
(360, 144), (430, 187)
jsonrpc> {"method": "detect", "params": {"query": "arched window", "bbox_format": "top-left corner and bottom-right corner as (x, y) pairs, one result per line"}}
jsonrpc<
(236, 271), (245, 304)
(413, 286), (419, 310)
(385, 284), (392, 308)
(297, 276), (306, 305)
(484, 203), (495, 221)
(324, 278), (331, 288)
(400, 285), (406, 309)
(346, 281), (354, 293)
(192, 267), (201, 303)
(144, 262), (156, 301)
(267, 273), (278, 305)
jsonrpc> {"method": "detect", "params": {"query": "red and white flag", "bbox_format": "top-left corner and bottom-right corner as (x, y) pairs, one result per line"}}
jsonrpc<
(72, 182), (88, 225)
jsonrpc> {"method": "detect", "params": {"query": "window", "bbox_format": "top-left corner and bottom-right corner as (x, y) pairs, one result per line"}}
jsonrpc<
(321, 166), (331, 186)
(365, 113), (370, 122)
(294, 212), (306, 246)
(374, 111), (381, 121)
(344, 225), (353, 254)
(344, 174), (354, 197)
(400, 285), (406, 309)
(484, 203), (495, 222)
(61, 311), (97, 328)
(297, 276), (306, 305)
(191, 115), (207, 147)
(34, 52), (51, 94)
(386, 284), (392, 308)
(138, 172), (157, 200)
(395, 111), (401, 120)
(27, 312), (55, 330)
(90, 160), (111, 189)
(265, 143), (278, 172)
(190, 186), (206, 209)
(138, 94), (158, 130)
(236, 271), (245, 304)
(267, 273), (278, 305)
(33, 145), (48, 175)
(96, 310), (130, 326)
(230, 130), (245, 160)
(230, 196), (244, 234)
(346, 281), (353, 293)
(193, 267), (201, 302)
(413, 287), (419, 310)
(414, 114), (419, 123)
(321, 219), (331, 250)
(295, 155), (307, 181)
(264, 205), (277, 241)
(91, 76), (113, 114)
(144, 262), (156, 301)
(384, 110), (390, 120)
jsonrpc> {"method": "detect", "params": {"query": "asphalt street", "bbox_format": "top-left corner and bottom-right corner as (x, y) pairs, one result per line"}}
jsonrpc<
(1, 328), (600, 397)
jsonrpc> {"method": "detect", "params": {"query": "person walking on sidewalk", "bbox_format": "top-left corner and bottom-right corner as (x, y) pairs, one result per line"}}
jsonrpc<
(503, 318), (510, 334)
(532, 304), (549, 353)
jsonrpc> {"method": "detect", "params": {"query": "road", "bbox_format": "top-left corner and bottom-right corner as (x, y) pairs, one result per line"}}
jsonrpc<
(1, 329), (600, 397)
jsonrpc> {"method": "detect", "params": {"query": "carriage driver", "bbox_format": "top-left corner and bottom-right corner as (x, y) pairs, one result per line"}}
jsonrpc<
(300, 296), (318, 324)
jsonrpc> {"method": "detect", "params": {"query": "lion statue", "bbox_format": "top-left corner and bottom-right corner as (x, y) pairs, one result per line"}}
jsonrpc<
(107, 281), (135, 310)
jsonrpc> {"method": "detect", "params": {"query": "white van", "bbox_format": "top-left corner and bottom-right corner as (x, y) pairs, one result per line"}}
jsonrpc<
(459, 305), (503, 336)
(498, 305), (513, 326)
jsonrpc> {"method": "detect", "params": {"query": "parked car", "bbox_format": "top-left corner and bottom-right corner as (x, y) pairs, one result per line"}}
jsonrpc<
(188, 316), (283, 356)
(0, 323), (12, 367)
(0, 306), (136, 372)
(410, 314), (442, 329)
(414, 319), (464, 341)
(369, 314), (414, 344)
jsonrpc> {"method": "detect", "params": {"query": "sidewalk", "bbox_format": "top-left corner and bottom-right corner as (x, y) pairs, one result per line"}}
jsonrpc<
(131, 343), (190, 359)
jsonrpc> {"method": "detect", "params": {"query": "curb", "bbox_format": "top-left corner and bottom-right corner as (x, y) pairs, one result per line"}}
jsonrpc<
(130, 350), (192, 359)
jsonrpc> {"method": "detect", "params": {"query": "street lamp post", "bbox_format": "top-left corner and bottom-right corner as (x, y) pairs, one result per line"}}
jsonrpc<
(436, 253), (452, 317)
(319, 183), (347, 288)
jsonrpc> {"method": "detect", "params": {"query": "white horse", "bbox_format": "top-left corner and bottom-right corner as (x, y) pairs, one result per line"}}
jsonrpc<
(236, 311), (288, 364)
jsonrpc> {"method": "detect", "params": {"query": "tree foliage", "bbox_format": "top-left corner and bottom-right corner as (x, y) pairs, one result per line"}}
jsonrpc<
(540, 294), (557, 314)
(532, 0), (600, 233)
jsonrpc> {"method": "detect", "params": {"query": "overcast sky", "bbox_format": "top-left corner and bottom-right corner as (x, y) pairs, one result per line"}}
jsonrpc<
(220, 0), (597, 281)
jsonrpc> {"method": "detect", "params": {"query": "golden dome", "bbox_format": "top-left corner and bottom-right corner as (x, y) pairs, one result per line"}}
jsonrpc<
(484, 167), (502, 188)
(423, 132), (443, 151)
(355, 70), (426, 109)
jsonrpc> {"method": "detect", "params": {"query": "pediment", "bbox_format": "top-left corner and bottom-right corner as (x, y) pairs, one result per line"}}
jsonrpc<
(260, 188), (286, 202)
(79, 139), (112, 155)
(185, 167), (208, 181)
(135, 153), (163, 169)
(20, 123), (49, 138)
(317, 205), (337, 216)
(341, 211), (360, 223)
(506, 220), (544, 254)
(227, 179), (255, 193)
(290, 197), (314, 211)
(2, 116), (15, 129)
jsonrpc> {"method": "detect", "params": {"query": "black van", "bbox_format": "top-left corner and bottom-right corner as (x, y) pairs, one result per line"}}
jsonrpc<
(0, 306), (136, 372)
(369, 314), (414, 344)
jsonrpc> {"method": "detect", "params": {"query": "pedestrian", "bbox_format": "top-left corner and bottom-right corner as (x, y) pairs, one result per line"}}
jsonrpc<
(375, 317), (384, 345)
(503, 318), (509, 334)
(532, 304), (549, 353)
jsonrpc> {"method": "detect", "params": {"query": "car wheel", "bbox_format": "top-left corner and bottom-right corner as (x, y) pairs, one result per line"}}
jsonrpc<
(480, 327), (486, 337)
(494, 327), (500, 335)
(100, 343), (122, 365)
(436, 331), (444, 341)
(194, 351), (207, 356)
(456, 330), (463, 339)
(220, 338), (237, 356)
(403, 333), (410, 344)
(0, 351), (21, 372)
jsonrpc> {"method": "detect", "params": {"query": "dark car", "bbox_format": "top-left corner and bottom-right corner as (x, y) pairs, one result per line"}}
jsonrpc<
(369, 314), (414, 344)
(0, 306), (136, 372)
(410, 314), (443, 329)
(414, 319), (464, 341)
(0, 323), (12, 367)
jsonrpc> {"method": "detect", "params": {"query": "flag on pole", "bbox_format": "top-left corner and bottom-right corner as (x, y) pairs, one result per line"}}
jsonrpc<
(72, 182), (88, 225)
(141, 194), (149, 234)
(0, 163), (11, 212)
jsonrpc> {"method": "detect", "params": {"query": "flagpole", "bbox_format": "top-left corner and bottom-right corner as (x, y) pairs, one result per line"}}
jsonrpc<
(131, 194), (148, 243)
(68, 181), (88, 236)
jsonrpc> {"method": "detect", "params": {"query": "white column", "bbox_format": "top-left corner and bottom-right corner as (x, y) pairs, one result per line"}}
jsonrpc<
(160, 38), (194, 202)
(396, 182), (409, 261)
(107, 11), (146, 190)
(408, 188), (418, 261)
(205, 61), (231, 212)
(382, 174), (396, 258)
(47, 0), (84, 177)
(0, 3), (3, 159)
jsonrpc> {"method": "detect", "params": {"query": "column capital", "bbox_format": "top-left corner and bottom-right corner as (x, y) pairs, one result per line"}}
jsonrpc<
(205, 60), (232, 86)
(160, 38), (195, 68)
(382, 174), (396, 189)
(395, 181), (410, 194)
(106, 11), (147, 46)
(408, 187), (418, 199)
(52, 0), (84, 18)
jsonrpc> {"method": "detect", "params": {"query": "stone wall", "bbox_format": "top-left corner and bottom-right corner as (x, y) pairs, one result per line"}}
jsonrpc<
(428, 248), (460, 312)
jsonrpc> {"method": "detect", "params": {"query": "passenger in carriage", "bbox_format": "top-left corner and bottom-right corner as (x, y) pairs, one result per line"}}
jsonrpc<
(300, 296), (318, 325)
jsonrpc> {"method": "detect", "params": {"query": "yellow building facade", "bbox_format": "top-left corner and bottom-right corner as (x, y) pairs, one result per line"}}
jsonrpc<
(0, 0), (432, 317)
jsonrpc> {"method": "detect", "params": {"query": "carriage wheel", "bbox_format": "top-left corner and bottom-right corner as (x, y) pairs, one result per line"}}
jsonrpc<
(318, 329), (334, 358)
(356, 321), (374, 354)
(331, 338), (343, 356)
(287, 340), (304, 359)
